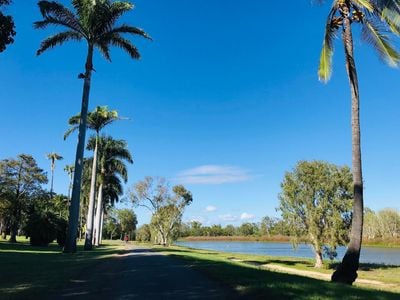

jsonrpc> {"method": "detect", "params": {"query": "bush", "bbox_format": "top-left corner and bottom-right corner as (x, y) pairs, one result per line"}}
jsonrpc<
(136, 224), (151, 242)
(25, 212), (61, 246)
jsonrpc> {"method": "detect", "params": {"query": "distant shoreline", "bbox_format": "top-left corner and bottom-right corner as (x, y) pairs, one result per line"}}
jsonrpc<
(178, 236), (400, 248)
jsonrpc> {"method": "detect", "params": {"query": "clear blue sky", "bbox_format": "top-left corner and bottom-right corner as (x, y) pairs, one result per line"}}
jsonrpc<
(1, 1), (399, 226)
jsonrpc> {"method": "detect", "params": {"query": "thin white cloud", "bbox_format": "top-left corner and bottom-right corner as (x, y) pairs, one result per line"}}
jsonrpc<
(240, 212), (255, 221)
(174, 165), (252, 185)
(219, 214), (238, 222)
(205, 205), (217, 212)
(188, 216), (206, 223)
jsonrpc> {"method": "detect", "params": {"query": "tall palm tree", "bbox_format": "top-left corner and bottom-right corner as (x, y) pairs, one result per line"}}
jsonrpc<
(35, 0), (151, 253)
(64, 105), (122, 250)
(47, 152), (63, 198)
(87, 135), (132, 245)
(317, 0), (400, 284)
(64, 164), (75, 200)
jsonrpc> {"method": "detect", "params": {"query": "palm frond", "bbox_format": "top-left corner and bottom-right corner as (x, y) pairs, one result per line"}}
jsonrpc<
(353, 0), (374, 12)
(95, 41), (112, 61)
(361, 18), (400, 66)
(377, 0), (400, 13)
(37, 1), (84, 34)
(63, 125), (79, 140)
(318, 11), (338, 82)
(381, 7), (400, 35)
(105, 24), (152, 40)
(108, 34), (140, 59)
(37, 31), (83, 56)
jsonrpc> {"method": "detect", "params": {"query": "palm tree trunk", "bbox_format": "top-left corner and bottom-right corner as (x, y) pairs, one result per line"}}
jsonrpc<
(99, 210), (104, 244)
(94, 183), (103, 246)
(332, 5), (364, 285)
(64, 44), (94, 253)
(50, 163), (54, 198)
(84, 135), (98, 250)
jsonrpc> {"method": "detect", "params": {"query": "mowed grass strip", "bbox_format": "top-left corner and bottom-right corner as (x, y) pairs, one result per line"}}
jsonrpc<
(152, 245), (400, 299)
(0, 238), (125, 299)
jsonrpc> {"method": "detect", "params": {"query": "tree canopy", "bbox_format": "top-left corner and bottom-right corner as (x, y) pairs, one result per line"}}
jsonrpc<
(0, 0), (16, 53)
(278, 161), (353, 267)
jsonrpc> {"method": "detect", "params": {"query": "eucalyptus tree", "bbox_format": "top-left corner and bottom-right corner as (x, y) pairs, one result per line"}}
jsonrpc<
(87, 135), (133, 245)
(130, 177), (193, 246)
(65, 106), (122, 250)
(47, 152), (63, 198)
(35, 0), (151, 253)
(317, 0), (400, 284)
(0, 155), (47, 242)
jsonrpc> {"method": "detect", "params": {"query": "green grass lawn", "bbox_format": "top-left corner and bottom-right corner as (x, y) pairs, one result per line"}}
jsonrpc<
(0, 237), (125, 299)
(152, 244), (400, 299)
(2, 238), (399, 299)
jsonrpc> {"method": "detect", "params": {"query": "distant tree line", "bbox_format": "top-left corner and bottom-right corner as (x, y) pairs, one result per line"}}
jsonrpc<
(364, 208), (400, 241)
(177, 218), (291, 238)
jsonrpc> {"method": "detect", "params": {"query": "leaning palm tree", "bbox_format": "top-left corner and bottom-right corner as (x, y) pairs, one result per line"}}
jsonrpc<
(35, 0), (151, 253)
(47, 152), (63, 198)
(64, 106), (122, 250)
(317, 0), (400, 284)
(87, 135), (132, 245)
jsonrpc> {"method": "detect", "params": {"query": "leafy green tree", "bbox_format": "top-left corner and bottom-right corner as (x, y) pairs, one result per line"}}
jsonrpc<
(238, 223), (258, 236)
(279, 161), (353, 268)
(35, 0), (151, 253)
(260, 216), (277, 236)
(0, 0), (16, 53)
(0, 155), (47, 242)
(224, 224), (236, 236)
(136, 224), (151, 242)
(65, 106), (122, 250)
(117, 209), (137, 240)
(102, 209), (121, 240)
(317, 0), (400, 283)
(377, 208), (400, 238)
(46, 152), (63, 198)
(131, 177), (193, 246)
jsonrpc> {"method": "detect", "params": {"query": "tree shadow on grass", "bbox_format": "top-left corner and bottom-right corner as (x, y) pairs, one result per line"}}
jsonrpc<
(166, 253), (400, 300)
(0, 241), (125, 299)
(328, 261), (398, 271)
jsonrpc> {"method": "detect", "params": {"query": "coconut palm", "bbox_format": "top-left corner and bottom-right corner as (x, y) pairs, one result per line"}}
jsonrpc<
(47, 152), (63, 198)
(317, 0), (400, 284)
(87, 135), (132, 245)
(35, 0), (151, 253)
(64, 105), (122, 250)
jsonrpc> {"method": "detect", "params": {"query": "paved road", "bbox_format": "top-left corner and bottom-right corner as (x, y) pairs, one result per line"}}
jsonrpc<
(50, 245), (237, 300)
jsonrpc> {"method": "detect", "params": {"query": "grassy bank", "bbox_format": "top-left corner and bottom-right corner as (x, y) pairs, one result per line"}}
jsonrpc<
(152, 244), (400, 299)
(180, 236), (400, 248)
(0, 238), (126, 299)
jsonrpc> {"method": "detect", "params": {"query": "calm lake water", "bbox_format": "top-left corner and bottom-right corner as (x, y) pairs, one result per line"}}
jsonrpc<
(175, 241), (400, 266)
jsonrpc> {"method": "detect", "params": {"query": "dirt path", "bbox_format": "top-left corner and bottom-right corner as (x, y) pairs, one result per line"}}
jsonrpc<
(49, 245), (236, 300)
(260, 263), (399, 290)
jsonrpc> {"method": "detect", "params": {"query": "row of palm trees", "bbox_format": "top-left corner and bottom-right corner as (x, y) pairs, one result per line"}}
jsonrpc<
(64, 106), (131, 249)
(34, 0), (151, 254)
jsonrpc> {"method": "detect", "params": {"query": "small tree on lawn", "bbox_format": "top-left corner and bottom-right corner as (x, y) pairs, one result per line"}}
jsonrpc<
(278, 161), (353, 268)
